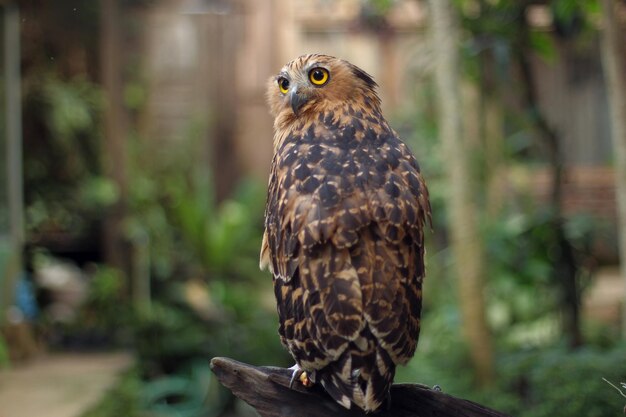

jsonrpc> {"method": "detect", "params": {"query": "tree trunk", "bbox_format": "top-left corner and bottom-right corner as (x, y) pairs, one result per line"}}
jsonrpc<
(482, 49), (505, 217)
(514, 8), (582, 348)
(428, 0), (495, 385)
(599, 0), (626, 338)
(484, 95), (504, 217)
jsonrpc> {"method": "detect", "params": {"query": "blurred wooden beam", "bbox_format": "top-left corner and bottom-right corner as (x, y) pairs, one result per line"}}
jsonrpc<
(210, 357), (512, 417)
(599, 0), (626, 338)
(5, 1), (22, 248)
(204, 9), (240, 202)
(100, 0), (130, 279)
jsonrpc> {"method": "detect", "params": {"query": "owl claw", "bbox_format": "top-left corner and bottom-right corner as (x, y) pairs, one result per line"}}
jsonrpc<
(288, 364), (313, 388)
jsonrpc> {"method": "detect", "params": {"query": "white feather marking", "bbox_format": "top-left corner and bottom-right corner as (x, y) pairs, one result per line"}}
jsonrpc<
(339, 395), (352, 409)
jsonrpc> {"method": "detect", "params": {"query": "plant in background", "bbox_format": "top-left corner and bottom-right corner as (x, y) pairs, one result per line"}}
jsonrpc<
(165, 173), (266, 279)
(602, 378), (626, 415)
(23, 73), (112, 241)
(81, 370), (142, 417)
(128, 168), (287, 372)
(123, 136), (288, 416)
(484, 208), (602, 348)
(390, 3), (620, 415)
(494, 345), (626, 417)
(77, 265), (131, 345)
(139, 359), (227, 417)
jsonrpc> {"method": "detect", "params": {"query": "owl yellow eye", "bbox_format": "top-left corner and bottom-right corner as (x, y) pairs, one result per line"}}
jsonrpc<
(278, 77), (290, 94)
(309, 68), (329, 86)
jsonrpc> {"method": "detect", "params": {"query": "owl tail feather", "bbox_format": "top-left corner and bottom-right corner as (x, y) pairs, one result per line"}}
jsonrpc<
(317, 345), (395, 413)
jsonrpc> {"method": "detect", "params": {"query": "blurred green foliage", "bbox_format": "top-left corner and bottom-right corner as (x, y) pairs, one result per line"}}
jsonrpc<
(399, 333), (626, 417)
(166, 174), (266, 277)
(81, 370), (142, 417)
(41, 76), (102, 144)
(485, 209), (601, 347)
(138, 360), (225, 417)
(70, 147), (286, 416)
(23, 73), (112, 239)
(121, 138), (287, 416)
(22, 21), (285, 414)
(392, 2), (624, 416)
(495, 345), (626, 417)
(80, 265), (130, 339)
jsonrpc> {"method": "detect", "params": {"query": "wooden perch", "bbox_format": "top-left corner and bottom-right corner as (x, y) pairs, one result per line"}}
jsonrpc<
(210, 357), (512, 417)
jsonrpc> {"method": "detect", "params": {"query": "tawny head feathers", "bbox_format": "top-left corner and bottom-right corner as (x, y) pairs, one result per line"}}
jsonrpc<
(267, 54), (381, 129)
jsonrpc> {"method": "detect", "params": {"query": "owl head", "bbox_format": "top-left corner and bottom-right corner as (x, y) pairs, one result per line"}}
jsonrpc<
(267, 54), (380, 124)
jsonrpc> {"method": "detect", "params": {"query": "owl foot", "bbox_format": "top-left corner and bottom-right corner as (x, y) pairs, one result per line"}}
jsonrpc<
(288, 364), (314, 388)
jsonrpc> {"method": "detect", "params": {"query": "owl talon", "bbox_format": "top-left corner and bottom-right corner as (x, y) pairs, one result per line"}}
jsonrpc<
(288, 364), (302, 388)
(288, 364), (313, 389)
(299, 371), (314, 387)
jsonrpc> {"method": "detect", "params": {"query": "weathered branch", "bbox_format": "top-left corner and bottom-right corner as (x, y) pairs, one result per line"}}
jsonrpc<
(210, 357), (512, 417)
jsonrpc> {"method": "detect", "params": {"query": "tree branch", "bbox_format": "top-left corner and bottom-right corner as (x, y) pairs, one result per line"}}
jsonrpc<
(210, 357), (512, 417)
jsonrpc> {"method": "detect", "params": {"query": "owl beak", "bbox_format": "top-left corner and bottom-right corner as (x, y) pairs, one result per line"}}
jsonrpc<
(289, 87), (309, 116)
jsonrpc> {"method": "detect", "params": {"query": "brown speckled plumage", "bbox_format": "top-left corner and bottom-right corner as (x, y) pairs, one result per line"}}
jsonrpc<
(261, 54), (431, 413)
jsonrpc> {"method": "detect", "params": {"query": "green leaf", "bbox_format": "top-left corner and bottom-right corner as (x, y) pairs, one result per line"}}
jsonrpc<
(529, 31), (556, 62)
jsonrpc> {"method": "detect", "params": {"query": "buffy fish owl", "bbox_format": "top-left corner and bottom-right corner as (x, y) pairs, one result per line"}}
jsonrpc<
(260, 54), (431, 413)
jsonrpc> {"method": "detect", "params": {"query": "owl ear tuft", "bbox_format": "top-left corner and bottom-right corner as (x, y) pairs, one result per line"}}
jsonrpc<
(348, 63), (377, 91)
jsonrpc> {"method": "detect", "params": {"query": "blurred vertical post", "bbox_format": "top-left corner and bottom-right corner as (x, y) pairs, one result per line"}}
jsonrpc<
(194, 0), (241, 202)
(599, 0), (626, 338)
(5, 2), (22, 249)
(100, 0), (130, 281)
(208, 9), (239, 202)
(428, 0), (494, 385)
(1, 1), (23, 317)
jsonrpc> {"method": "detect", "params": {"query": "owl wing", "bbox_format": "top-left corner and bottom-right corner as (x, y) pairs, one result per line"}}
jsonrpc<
(262, 139), (368, 370)
(357, 135), (431, 365)
(261, 125), (430, 410)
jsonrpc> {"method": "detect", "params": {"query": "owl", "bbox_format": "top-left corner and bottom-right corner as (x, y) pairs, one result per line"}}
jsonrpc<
(260, 54), (431, 413)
